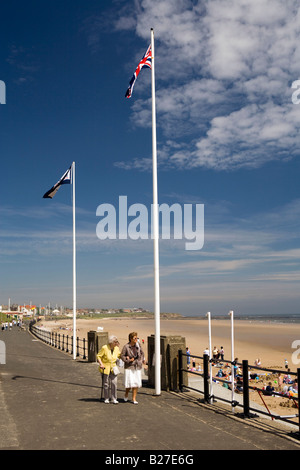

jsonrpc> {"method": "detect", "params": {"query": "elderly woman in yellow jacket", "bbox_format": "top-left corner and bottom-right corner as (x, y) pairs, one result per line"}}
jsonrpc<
(97, 335), (121, 404)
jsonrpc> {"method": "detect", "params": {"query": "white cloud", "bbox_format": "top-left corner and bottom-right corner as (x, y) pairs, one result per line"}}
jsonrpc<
(189, 102), (299, 170)
(115, 0), (300, 171)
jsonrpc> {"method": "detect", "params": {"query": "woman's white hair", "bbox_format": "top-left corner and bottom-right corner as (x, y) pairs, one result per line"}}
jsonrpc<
(108, 335), (118, 344)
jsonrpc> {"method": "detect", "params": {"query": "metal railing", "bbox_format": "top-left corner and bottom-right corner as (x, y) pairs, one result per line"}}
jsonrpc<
(178, 350), (300, 435)
(30, 322), (87, 360)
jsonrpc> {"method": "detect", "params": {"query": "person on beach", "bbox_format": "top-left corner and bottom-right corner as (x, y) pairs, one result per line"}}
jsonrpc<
(186, 347), (191, 368)
(283, 369), (292, 384)
(277, 373), (283, 392)
(97, 335), (121, 404)
(255, 358), (261, 367)
(236, 376), (243, 393)
(288, 380), (298, 395)
(213, 346), (219, 362)
(219, 347), (224, 361)
(264, 382), (275, 396)
(121, 331), (145, 404)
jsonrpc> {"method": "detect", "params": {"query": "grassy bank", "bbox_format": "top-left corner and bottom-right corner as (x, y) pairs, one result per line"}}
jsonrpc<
(0, 312), (15, 323)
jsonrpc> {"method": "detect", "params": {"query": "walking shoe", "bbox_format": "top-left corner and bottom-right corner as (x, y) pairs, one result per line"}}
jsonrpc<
(104, 399), (109, 404)
(112, 399), (119, 404)
(133, 401), (138, 405)
(124, 397), (128, 402)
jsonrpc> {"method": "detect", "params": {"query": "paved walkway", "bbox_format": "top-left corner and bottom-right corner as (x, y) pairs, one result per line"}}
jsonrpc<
(0, 327), (300, 452)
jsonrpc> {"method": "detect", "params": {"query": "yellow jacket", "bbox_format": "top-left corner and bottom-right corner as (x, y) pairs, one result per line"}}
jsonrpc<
(97, 344), (121, 375)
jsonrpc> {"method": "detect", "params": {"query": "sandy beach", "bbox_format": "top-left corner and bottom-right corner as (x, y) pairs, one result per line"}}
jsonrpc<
(42, 315), (300, 371)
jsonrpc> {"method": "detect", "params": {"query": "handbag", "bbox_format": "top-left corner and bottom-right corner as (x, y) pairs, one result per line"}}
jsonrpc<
(117, 358), (124, 368)
(113, 365), (120, 375)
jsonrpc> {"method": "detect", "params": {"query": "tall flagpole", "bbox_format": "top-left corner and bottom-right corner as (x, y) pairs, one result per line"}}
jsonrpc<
(151, 28), (161, 396)
(229, 310), (234, 411)
(206, 311), (213, 403)
(72, 161), (77, 360)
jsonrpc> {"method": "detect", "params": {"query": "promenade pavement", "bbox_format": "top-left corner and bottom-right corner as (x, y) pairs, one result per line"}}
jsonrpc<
(1, 326), (300, 453)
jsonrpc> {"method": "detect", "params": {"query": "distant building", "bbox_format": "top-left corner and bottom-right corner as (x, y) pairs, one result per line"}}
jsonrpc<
(18, 305), (37, 316)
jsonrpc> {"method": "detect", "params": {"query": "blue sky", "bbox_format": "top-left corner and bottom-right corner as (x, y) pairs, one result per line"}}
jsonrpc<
(1, 0), (300, 316)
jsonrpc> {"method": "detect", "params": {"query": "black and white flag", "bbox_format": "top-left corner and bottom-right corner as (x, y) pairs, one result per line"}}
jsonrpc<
(43, 165), (71, 199)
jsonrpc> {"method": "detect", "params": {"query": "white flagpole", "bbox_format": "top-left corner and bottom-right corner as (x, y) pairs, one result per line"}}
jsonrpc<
(206, 311), (213, 403)
(229, 310), (234, 411)
(151, 28), (161, 396)
(72, 161), (77, 360)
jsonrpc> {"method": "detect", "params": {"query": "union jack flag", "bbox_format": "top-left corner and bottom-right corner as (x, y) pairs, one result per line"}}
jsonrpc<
(125, 45), (152, 98)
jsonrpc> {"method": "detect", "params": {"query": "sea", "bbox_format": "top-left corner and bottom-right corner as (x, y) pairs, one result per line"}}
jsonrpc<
(184, 313), (300, 324)
(235, 313), (300, 324)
